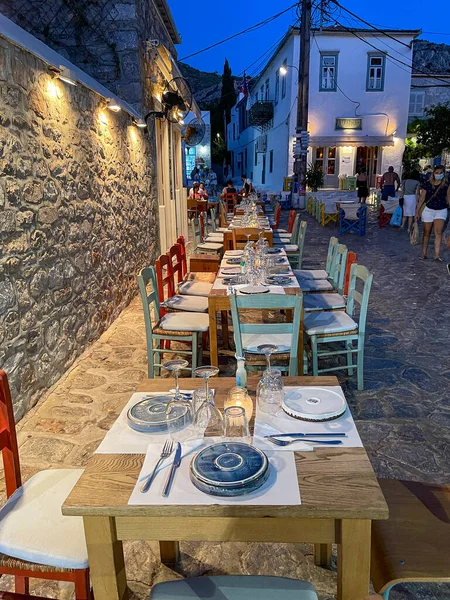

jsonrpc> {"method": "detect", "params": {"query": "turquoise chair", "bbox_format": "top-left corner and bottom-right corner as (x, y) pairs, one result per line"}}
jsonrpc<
(297, 243), (347, 294)
(138, 266), (208, 377)
(192, 218), (223, 255)
(149, 576), (319, 600)
(229, 292), (303, 376)
(202, 211), (224, 243)
(294, 236), (338, 281)
(276, 220), (306, 269)
(273, 214), (300, 245)
(304, 264), (373, 390)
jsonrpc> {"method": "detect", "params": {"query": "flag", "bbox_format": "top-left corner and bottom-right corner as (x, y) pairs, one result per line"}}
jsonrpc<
(240, 72), (249, 97)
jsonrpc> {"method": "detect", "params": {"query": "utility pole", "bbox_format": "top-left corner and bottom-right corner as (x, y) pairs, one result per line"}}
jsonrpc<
(293, 0), (312, 209)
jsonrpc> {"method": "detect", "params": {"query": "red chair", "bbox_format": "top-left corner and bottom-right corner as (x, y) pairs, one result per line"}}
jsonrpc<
(344, 251), (357, 296)
(0, 372), (91, 599)
(379, 204), (391, 228)
(155, 254), (176, 317)
(272, 203), (281, 230)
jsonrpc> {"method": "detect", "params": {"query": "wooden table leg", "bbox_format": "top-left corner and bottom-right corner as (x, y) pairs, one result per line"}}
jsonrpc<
(314, 543), (332, 567)
(337, 519), (371, 600)
(221, 311), (229, 350)
(208, 301), (219, 366)
(83, 516), (128, 600)
(159, 541), (180, 566)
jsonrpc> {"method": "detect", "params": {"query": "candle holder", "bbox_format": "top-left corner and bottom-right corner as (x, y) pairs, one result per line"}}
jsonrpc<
(225, 386), (253, 422)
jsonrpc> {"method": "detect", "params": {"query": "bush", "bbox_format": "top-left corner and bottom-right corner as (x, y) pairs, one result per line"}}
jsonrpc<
(305, 163), (324, 192)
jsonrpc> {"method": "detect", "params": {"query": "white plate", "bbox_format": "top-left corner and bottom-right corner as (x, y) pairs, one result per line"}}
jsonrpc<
(240, 286), (270, 295)
(282, 387), (347, 421)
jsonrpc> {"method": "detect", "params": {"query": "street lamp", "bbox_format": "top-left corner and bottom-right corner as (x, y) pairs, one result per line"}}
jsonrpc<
(279, 65), (299, 76)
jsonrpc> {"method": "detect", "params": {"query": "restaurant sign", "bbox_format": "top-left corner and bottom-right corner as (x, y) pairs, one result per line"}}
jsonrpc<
(335, 118), (363, 131)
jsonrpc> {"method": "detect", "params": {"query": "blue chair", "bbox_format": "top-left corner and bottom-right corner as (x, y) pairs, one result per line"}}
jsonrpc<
(339, 203), (367, 236)
(149, 576), (319, 600)
(304, 264), (373, 390)
(294, 236), (338, 281)
(297, 243), (348, 294)
(138, 267), (208, 377)
(229, 292), (303, 375)
(277, 221), (307, 268)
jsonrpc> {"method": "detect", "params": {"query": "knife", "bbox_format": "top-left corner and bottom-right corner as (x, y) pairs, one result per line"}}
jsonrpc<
(263, 432), (347, 438)
(162, 442), (182, 497)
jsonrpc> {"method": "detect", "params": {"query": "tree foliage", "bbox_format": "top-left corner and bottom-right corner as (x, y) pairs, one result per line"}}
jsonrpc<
(415, 102), (450, 157)
(219, 58), (236, 126)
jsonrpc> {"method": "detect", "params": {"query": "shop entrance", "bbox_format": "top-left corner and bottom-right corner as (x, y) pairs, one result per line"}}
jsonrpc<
(356, 146), (379, 187)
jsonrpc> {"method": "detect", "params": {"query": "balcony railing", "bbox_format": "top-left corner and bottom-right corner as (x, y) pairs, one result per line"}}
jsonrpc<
(249, 101), (274, 128)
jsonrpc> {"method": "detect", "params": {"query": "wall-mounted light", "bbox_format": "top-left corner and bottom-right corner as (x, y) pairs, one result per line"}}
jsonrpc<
(107, 98), (121, 112)
(133, 119), (147, 129)
(179, 119), (185, 126)
(280, 66), (288, 76)
(50, 65), (77, 86)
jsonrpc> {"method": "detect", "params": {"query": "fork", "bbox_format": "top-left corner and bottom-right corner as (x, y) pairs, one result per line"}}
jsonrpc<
(267, 437), (343, 447)
(140, 440), (173, 493)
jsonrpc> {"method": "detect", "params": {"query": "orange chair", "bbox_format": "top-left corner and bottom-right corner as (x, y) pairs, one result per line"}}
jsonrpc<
(0, 372), (91, 599)
(344, 251), (357, 296)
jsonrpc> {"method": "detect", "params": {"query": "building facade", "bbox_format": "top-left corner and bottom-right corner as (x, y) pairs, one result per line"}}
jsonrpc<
(409, 74), (450, 121)
(228, 26), (420, 190)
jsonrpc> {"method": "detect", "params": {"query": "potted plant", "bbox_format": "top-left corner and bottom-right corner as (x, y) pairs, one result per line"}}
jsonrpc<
(305, 163), (324, 192)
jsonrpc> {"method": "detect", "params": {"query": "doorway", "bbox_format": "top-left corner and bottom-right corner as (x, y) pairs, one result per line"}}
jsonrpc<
(314, 146), (338, 187)
(356, 146), (379, 187)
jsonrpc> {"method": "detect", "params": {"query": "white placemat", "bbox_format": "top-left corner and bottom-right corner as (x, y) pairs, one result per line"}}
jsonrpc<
(128, 441), (301, 506)
(253, 386), (363, 452)
(226, 284), (286, 296)
(95, 393), (172, 454)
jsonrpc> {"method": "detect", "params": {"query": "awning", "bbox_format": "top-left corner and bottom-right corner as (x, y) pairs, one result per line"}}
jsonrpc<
(310, 136), (395, 147)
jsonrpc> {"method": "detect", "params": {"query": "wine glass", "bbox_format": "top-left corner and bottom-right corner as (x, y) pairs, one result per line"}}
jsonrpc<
(193, 366), (223, 435)
(194, 365), (219, 406)
(163, 359), (189, 400)
(256, 344), (278, 372)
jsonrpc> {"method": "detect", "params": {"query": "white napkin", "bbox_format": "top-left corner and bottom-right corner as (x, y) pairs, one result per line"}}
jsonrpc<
(227, 285), (286, 296)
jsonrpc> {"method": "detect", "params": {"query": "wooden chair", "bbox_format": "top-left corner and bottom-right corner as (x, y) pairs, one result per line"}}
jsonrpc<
(371, 478), (450, 600)
(321, 198), (339, 226)
(299, 243), (347, 295)
(149, 576), (318, 600)
(273, 214), (300, 246)
(269, 203), (281, 229)
(339, 204), (367, 236)
(169, 241), (215, 289)
(294, 236), (338, 282)
(229, 292), (303, 375)
(275, 209), (296, 235)
(202, 211), (224, 243)
(0, 371), (91, 599)
(231, 228), (273, 249)
(187, 198), (199, 220)
(225, 193), (238, 214)
(155, 254), (208, 315)
(304, 263), (373, 390)
(138, 267), (208, 376)
(192, 217), (223, 256)
(279, 220), (307, 268)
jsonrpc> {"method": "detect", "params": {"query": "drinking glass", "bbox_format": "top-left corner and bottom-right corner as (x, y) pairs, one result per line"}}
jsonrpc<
(163, 359), (189, 400)
(256, 344), (278, 372)
(224, 406), (250, 442)
(256, 369), (284, 416)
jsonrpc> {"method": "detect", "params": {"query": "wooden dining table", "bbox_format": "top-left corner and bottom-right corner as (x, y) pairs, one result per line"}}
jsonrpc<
(62, 376), (388, 600)
(208, 250), (302, 371)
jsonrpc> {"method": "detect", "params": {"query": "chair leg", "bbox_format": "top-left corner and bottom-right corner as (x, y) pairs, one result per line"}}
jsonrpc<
(154, 340), (161, 377)
(357, 340), (364, 391)
(346, 341), (354, 376)
(74, 568), (91, 600)
(15, 576), (29, 594)
(311, 336), (319, 376)
(191, 333), (198, 373)
(382, 585), (394, 600)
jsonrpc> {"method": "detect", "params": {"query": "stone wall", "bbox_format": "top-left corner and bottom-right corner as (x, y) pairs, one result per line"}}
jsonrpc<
(0, 37), (159, 419)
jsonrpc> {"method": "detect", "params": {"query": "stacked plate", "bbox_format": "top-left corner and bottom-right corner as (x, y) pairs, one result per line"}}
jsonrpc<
(282, 387), (347, 422)
(190, 442), (270, 497)
(127, 396), (189, 433)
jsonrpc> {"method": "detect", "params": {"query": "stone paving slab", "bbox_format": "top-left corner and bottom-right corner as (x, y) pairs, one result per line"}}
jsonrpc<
(1, 203), (450, 599)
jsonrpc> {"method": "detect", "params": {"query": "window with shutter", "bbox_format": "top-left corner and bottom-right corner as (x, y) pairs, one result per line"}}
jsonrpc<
(366, 54), (385, 91)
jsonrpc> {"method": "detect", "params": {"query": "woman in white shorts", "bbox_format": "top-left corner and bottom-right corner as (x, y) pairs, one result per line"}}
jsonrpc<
(417, 165), (450, 261)
(401, 170), (420, 233)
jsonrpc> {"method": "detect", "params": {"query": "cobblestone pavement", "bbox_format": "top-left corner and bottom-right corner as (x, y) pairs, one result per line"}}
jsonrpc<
(2, 202), (450, 599)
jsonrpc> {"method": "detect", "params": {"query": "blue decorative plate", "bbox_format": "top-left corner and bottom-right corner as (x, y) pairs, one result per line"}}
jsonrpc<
(267, 276), (291, 285)
(190, 442), (270, 497)
(227, 258), (242, 265)
(223, 276), (241, 285)
(127, 396), (188, 433)
(267, 247), (282, 254)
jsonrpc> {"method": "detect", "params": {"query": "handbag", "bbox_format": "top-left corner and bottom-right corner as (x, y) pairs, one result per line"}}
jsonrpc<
(409, 222), (419, 245)
(389, 205), (402, 227)
(418, 183), (443, 217)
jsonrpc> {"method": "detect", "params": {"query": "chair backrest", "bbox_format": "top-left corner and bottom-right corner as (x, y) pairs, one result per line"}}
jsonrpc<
(176, 236), (188, 277)
(287, 210), (296, 233)
(294, 220), (307, 265)
(342, 204), (362, 220)
(229, 293), (303, 376)
(289, 213), (301, 243)
(346, 264), (373, 335)
(155, 254), (175, 316)
(225, 193), (237, 212)
(329, 243), (348, 295)
(187, 198), (198, 210)
(231, 228), (272, 249)
(210, 207), (217, 231)
(191, 218), (202, 250)
(325, 237), (339, 274)
(274, 203), (281, 229)
(219, 200), (228, 227)
(344, 251), (357, 295)
(0, 371), (22, 498)
(168, 243), (184, 285)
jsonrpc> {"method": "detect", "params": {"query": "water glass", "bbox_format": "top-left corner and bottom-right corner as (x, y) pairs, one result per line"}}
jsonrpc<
(165, 396), (196, 442)
(224, 406), (250, 442)
(256, 369), (284, 416)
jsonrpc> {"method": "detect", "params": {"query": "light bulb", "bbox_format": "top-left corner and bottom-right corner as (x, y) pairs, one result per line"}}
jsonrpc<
(107, 98), (121, 112)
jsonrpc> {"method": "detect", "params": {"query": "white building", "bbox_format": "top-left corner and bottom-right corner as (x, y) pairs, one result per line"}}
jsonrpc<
(183, 111), (212, 183)
(227, 25), (420, 190)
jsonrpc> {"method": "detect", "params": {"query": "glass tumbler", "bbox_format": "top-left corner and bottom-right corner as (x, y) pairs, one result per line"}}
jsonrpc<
(256, 369), (284, 416)
(224, 406), (250, 442)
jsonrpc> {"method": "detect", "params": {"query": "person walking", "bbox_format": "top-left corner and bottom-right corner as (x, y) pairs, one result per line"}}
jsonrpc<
(356, 168), (369, 203)
(209, 170), (218, 197)
(401, 169), (420, 233)
(416, 164), (450, 261)
(381, 166), (400, 201)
